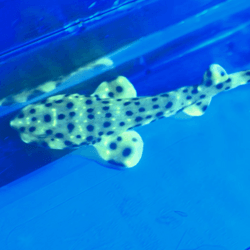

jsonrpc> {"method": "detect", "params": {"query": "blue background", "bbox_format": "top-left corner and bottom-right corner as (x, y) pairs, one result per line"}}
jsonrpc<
(0, 0), (250, 249)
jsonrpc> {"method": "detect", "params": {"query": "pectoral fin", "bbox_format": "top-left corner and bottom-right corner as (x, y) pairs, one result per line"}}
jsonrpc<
(93, 130), (143, 168)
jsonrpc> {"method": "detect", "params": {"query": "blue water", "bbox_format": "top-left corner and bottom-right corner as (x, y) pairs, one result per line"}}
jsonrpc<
(0, 0), (250, 249)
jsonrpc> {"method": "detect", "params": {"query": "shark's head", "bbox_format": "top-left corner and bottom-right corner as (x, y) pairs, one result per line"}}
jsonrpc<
(10, 94), (83, 149)
(10, 102), (58, 148)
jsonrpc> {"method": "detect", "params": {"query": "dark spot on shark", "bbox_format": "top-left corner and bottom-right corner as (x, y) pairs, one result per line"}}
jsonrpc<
(55, 99), (63, 104)
(46, 129), (53, 135)
(67, 123), (75, 133)
(86, 136), (93, 141)
(116, 86), (123, 92)
(105, 113), (112, 118)
(108, 160), (125, 167)
(58, 114), (65, 120)
(205, 80), (212, 87)
(86, 100), (92, 105)
(108, 92), (114, 97)
(191, 87), (198, 94)
(87, 108), (94, 113)
(30, 109), (36, 114)
(123, 148), (131, 157)
(110, 142), (117, 149)
(165, 102), (173, 109)
(202, 105), (208, 112)
(88, 114), (94, 119)
(107, 131), (114, 135)
(216, 83), (223, 89)
(135, 117), (143, 122)
(44, 114), (51, 122)
(103, 122), (111, 127)
(55, 133), (64, 138)
(67, 102), (74, 109)
(126, 111), (133, 116)
(156, 112), (163, 117)
(29, 127), (36, 132)
(87, 125), (94, 132)
(64, 140), (72, 146)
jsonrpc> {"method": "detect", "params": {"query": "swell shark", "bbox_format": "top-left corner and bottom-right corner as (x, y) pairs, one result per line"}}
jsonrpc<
(4, 64), (250, 168)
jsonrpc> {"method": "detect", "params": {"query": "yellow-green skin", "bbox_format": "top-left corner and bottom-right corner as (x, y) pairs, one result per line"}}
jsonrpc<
(8, 64), (250, 168)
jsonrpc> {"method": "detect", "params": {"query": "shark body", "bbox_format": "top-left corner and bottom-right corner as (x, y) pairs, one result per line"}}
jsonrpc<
(7, 64), (250, 168)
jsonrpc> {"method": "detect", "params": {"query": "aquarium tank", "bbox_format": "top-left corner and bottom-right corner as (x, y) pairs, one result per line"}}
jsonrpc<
(0, 0), (250, 249)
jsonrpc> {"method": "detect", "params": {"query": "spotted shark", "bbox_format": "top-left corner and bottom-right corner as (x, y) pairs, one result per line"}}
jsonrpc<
(5, 64), (250, 168)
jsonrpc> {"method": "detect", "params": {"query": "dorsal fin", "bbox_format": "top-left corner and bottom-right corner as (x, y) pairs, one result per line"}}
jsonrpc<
(182, 64), (228, 117)
(203, 64), (229, 86)
(91, 76), (137, 99)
